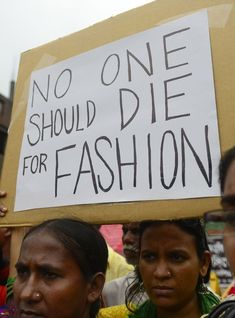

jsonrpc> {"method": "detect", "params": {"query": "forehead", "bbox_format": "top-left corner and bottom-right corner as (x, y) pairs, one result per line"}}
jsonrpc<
(224, 160), (235, 196)
(19, 230), (73, 264)
(141, 223), (196, 250)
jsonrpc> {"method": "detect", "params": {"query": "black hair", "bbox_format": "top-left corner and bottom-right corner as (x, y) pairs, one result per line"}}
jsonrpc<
(22, 218), (108, 318)
(219, 146), (235, 194)
(126, 218), (211, 311)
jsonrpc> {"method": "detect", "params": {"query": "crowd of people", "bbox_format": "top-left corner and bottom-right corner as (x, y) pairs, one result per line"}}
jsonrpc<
(0, 146), (235, 317)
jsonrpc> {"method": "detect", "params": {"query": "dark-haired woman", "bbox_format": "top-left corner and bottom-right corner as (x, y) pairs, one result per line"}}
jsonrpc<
(99, 218), (220, 318)
(13, 218), (108, 318)
(126, 219), (220, 318)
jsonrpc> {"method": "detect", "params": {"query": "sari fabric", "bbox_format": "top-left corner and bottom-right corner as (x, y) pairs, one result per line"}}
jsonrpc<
(128, 288), (220, 318)
(98, 288), (220, 318)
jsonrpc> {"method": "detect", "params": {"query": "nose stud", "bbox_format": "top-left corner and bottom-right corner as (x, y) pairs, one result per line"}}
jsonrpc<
(35, 292), (42, 299)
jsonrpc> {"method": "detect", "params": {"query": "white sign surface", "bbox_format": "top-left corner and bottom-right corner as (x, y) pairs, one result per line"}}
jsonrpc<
(15, 10), (221, 211)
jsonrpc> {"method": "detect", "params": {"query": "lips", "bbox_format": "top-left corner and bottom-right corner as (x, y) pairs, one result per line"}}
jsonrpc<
(152, 286), (173, 297)
(19, 309), (44, 318)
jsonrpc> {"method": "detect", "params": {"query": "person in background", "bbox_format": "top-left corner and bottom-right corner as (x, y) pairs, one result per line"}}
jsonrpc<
(105, 244), (133, 282)
(0, 190), (11, 274)
(13, 218), (108, 318)
(96, 225), (133, 283)
(0, 227), (11, 285)
(214, 146), (235, 291)
(0, 191), (11, 306)
(122, 223), (140, 266)
(204, 146), (235, 298)
(102, 223), (148, 307)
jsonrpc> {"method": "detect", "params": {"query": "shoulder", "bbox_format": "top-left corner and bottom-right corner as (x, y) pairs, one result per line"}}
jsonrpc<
(108, 246), (132, 268)
(104, 274), (129, 289)
(106, 246), (133, 281)
(102, 275), (129, 307)
(103, 274), (129, 296)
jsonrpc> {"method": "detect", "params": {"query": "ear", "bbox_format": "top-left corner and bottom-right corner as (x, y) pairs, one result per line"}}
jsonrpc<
(87, 272), (105, 304)
(199, 250), (211, 278)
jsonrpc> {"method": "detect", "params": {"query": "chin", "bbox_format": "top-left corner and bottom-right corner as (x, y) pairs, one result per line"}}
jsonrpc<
(150, 295), (175, 308)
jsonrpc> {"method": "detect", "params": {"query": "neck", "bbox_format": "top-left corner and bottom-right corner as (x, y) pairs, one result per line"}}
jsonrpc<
(156, 295), (201, 318)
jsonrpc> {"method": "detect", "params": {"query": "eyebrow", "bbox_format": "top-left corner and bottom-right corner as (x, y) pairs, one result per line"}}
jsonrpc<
(140, 248), (190, 257)
(15, 261), (26, 268)
(15, 261), (60, 272)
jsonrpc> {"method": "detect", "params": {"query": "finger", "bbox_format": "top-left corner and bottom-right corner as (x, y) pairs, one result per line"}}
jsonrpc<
(0, 191), (6, 198)
(0, 206), (7, 212)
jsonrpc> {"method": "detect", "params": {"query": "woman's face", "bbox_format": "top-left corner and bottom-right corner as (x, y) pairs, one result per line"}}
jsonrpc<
(139, 223), (209, 313)
(14, 230), (95, 318)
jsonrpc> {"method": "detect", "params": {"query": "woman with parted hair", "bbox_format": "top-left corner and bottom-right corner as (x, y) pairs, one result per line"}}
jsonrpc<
(99, 218), (220, 318)
(13, 218), (108, 318)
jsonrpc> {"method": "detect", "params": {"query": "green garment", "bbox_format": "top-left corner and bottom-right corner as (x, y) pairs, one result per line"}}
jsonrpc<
(128, 288), (220, 318)
(6, 277), (15, 299)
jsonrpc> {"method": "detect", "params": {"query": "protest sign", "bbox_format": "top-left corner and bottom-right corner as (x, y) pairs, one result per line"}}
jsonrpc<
(14, 10), (220, 211)
(1, 0), (234, 225)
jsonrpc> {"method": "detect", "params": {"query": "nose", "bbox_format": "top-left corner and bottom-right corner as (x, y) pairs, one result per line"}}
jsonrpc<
(153, 261), (171, 279)
(19, 276), (42, 303)
(122, 230), (135, 245)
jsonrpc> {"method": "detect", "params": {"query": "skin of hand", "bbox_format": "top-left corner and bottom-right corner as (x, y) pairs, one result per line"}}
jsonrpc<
(0, 191), (7, 217)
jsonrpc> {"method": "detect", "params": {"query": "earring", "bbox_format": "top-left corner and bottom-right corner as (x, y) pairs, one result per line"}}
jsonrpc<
(138, 281), (145, 292)
(198, 277), (209, 294)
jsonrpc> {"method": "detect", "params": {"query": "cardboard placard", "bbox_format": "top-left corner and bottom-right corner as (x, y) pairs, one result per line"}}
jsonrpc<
(1, 0), (235, 226)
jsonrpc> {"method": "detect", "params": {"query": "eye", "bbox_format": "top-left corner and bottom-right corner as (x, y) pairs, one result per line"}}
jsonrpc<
(131, 229), (139, 236)
(15, 265), (29, 279)
(169, 252), (187, 263)
(141, 252), (156, 262)
(41, 269), (59, 280)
